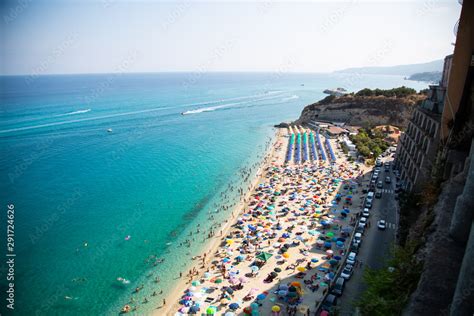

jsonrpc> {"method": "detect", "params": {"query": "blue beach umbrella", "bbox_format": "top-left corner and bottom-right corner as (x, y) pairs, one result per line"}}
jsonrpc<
(229, 303), (240, 310)
(256, 293), (266, 300)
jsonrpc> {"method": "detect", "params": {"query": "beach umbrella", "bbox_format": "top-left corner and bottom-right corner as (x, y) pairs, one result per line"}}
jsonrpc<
(189, 305), (200, 314)
(238, 276), (248, 283)
(311, 258), (319, 263)
(326, 249), (333, 255)
(272, 305), (281, 312)
(277, 290), (287, 296)
(256, 252), (273, 262)
(334, 255), (342, 260)
(220, 298), (229, 305)
(278, 284), (289, 291)
(297, 267), (306, 272)
(291, 281), (301, 287)
(191, 280), (200, 286)
(274, 267), (282, 273)
(251, 302), (259, 310)
(206, 306), (217, 315)
(225, 313), (235, 316)
(229, 303), (240, 310)
(243, 307), (252, 314)
(256, 293), (266, 300)
(251, 266), (259, 272)
(282, 253), (290, 259)
(189, 286), (197, 292)
(215, 278), (223, 284)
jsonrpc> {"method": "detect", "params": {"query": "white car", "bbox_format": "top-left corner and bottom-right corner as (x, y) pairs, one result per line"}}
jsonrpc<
(365, 200), (373, 209)
(378, 220), (387, 230)
(341, 264), (354, 280)
(347, 252), (357, 265)
(362, 208), (370, 217)
(360, 217), (367, 225)
(354, 232), (362, 244)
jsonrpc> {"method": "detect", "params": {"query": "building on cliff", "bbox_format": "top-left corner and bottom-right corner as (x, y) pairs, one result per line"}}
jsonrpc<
(394, 55), (452, 192)
(401, 0), (474, 314)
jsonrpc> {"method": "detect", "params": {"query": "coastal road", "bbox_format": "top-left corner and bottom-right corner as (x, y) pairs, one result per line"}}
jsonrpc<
(337, 157), (398, 315)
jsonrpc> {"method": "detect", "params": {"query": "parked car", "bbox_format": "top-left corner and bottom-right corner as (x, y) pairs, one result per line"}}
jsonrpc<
(356, 223), (365, 234)
(362, 208), (370, 217)
(378, 220), (387, 230)
(321, 294), (337, 312)
(385, 176), (391, 184)
(359, 217), (367, 226)
(350, 242), (360, 253)
(365, 199), (373, 209)
(331, 277), (346, 296)
(375, 190), (382, 198)
(347, 252), (357, 265)
(377, 180), (383, 188)
(341, 264), (354, 280)
(354, 232), (362, 244)
(367, 192), (374, 200)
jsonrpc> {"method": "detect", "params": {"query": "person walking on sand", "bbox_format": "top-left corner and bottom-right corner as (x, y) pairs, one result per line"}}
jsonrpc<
(163, 298), (166, 306)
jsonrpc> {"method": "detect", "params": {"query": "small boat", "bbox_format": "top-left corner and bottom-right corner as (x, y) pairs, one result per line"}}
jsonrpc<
(117, 277), (130, 284)
(107, 128), (113, 133)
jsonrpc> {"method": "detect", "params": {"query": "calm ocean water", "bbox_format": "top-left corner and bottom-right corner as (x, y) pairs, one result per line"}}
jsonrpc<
(0, 73), (426, 315)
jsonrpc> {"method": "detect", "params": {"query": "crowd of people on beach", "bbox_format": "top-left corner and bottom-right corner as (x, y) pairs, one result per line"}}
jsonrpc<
(161, 133), (368, 316)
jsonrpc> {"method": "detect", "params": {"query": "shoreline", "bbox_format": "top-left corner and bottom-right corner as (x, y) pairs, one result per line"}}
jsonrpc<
(158, 128), (284, 316)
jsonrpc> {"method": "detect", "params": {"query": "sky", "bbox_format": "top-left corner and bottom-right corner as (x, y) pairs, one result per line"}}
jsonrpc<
(0, 0), (462, 75)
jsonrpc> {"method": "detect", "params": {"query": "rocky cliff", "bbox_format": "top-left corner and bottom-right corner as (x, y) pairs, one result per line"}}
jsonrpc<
(295, 94), (426, 129)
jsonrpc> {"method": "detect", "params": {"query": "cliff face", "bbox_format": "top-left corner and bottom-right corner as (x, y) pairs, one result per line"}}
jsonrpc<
(295, 94), (426, 128)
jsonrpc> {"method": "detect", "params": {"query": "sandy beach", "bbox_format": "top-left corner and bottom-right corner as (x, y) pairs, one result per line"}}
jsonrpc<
(151, 127), (370, 316)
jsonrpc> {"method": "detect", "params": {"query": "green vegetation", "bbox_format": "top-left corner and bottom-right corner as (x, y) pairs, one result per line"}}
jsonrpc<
(356, 243), (423, 316)
(355, 86), (417, 98)
(350, 128), (389, 159)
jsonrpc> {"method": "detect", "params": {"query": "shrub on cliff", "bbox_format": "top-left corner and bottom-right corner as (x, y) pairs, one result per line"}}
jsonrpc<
(355, 86), (417, 98)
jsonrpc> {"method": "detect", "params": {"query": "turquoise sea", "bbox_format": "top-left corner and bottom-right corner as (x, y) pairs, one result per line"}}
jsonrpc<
(0, 73), (427, 315)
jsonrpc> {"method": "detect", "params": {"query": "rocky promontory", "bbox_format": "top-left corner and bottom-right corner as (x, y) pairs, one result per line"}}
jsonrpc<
(294, 87), (427, 129)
